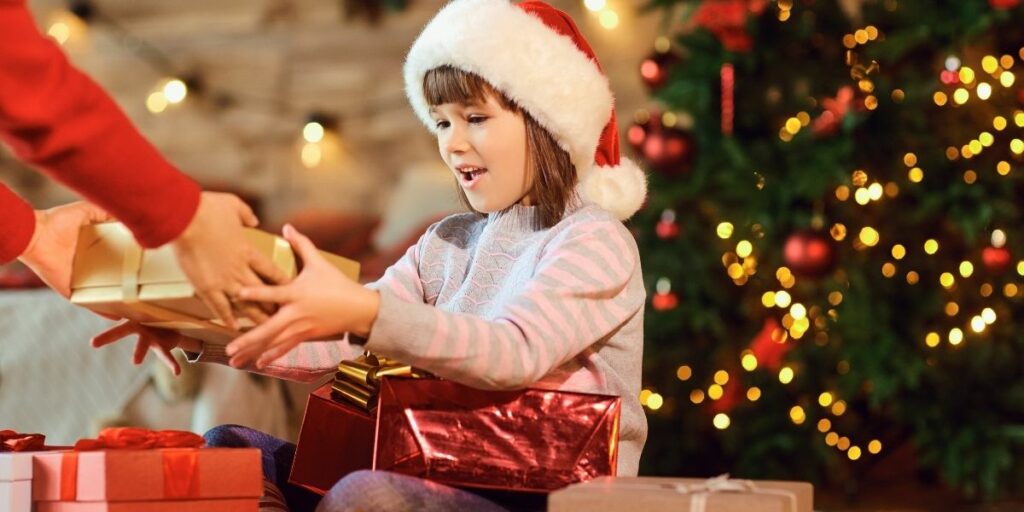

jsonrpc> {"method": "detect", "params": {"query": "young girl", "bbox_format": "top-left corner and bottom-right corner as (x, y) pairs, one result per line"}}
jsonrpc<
(93, 0), (648, 510)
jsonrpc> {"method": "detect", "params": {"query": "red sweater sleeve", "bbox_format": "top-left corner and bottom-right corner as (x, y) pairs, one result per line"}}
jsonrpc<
(0, 0), (200, 250)
(0, 183), (35, 262)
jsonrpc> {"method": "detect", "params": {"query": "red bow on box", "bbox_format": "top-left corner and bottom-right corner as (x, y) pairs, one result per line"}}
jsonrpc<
(73, 427), (204, 451)
(0, 429), (46, 452)
(60, 427), (206, 501)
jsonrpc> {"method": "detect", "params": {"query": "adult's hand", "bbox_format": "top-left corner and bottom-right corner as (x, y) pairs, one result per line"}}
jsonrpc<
(171, 192), (290, 330)
(18, 201), (111, 297)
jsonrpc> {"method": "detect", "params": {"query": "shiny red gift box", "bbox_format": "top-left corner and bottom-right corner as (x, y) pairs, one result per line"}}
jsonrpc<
(372, 377), (621, 493)
(288, 383), (376, 495)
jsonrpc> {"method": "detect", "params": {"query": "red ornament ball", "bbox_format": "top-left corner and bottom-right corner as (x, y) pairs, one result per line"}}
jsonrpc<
(990, 0), (1020, 10)
(656, 209), (680, 239)
(783, 229), (836, 277)
(640, 51), (680, 90)
(656, 220), (680, 239)
(627, 119), (651, 153)
(982, 246), (1012, 273)
(652, 291), (679, 311)
(642, 126), (695, 174)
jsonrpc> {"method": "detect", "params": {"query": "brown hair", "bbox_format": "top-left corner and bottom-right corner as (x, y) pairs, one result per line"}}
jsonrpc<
(423, 66), (577, 229)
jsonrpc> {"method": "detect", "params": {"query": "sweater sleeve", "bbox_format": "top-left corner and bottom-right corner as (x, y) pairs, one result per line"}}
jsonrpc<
(0, 183), (35, 263)
(364, 218), (644, 390)
(0, 0), (200, 248)
(183, 224), (437, 382)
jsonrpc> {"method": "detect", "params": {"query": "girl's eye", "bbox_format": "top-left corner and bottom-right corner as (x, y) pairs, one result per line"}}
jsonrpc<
(468, 115), (487, 124)
(434, 120), (450, 129)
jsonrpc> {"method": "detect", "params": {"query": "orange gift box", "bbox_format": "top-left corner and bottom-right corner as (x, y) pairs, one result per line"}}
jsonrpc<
(33, 447), (263, 502)
(35, 498), (259, 512)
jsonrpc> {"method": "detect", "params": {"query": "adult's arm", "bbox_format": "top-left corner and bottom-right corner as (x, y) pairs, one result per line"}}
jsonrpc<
(0, 0), (200, 263)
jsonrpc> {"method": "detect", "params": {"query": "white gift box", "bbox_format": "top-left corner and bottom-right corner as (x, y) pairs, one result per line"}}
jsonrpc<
(0, 452), (34, 512)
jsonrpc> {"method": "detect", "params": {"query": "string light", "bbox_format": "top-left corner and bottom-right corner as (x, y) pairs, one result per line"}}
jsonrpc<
(690, 390), (705, 404)
(818, 392), (834, 407)
(949, 328), (964, 345)
(598, 9), (619, 29)
(583, 0), (606, 11)
(741, 352), (758, 371)
(647, 393), (664, 410)
(779, 366), (795, 384)
(303, 122), (325, 143)
(868, 440), (883, 454)
(817, 419), (832, 432)
(790, 406), (806, 425)
(713, 413), (731, 430)
(162, 79), (188, 104)
(713, 370), (730, 385)
(717, 222), (735, 239)
(925, 332), (940, 347)
(747, 387), (761, 401)
(676, 365), (692, 381)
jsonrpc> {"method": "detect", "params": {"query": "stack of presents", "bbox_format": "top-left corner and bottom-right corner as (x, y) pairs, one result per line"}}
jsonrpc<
(1, 223), (814, 511)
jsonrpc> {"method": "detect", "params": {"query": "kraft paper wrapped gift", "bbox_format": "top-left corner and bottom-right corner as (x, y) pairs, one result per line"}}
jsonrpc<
(547, 475), (813, 512)
(373, 377), (621, 493)
(70, 222), (360, 345)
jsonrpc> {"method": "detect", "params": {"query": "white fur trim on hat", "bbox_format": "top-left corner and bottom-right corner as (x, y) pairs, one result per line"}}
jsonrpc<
(577, 157), (647, 220)
(404, 0), (613, 174)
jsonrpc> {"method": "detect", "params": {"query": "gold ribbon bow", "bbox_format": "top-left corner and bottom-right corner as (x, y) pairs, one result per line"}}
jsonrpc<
(332, 352), (429, 410)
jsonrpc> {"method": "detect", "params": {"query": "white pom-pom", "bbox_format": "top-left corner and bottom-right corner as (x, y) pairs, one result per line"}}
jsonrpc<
(577, 157), (648, 220)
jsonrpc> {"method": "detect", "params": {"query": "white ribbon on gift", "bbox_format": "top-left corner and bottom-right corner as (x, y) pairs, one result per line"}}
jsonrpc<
(609, 474), (798, 512)
(675, 474), (797, 512)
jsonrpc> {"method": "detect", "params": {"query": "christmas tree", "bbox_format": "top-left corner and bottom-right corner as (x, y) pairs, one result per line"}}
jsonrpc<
(631, 0), (1024, 499)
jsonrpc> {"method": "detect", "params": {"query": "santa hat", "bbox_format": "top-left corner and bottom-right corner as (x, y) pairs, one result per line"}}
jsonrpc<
(404, 0), (647, 220)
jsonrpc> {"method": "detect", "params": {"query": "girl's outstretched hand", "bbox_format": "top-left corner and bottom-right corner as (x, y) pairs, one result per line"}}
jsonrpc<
(91, 320), (194, 376)
(225, 224), (380, 370)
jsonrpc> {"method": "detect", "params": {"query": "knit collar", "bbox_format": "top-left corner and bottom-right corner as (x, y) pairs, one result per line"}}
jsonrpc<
(486, 196), (585, 234)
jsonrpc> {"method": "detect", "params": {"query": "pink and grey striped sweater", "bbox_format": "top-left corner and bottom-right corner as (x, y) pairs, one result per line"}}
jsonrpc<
(194, 202), (648, 475)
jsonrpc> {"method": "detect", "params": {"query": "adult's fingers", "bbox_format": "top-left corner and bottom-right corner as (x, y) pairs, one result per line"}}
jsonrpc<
(198, 289), (238, 331)
(232, 196), (259, 227)
(236, 285), (292, 304)
(248, 252), (290, 286)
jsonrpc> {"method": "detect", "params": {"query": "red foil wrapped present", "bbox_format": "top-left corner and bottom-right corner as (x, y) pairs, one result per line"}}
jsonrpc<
(288, 383), (376, 495)
(373, 377), (621, 492)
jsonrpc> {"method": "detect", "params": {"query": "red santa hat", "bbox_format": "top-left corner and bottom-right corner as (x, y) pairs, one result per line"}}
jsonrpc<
(404, 0), (647, 220)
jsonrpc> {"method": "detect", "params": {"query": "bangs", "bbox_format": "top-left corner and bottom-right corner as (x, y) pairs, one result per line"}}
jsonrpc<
(423, 66), (517, 110)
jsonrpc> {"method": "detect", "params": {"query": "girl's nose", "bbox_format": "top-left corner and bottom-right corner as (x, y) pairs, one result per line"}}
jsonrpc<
(444, 125), (470, 154)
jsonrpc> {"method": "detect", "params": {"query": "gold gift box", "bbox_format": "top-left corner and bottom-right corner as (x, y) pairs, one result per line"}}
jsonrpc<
(70, 222), (360, 345)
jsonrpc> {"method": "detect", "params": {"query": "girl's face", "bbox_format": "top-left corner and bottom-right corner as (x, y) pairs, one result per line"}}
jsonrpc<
(430, 94), (533, 212)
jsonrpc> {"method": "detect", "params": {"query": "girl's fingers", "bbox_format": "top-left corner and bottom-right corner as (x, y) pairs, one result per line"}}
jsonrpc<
(91, 321), (137, 348)
(254, 325), (309, 369)
(282, 225), (325, 267)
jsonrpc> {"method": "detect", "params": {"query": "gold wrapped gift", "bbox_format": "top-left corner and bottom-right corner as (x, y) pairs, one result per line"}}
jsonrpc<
(332, 352), (429, 410)
(70, 222), (360, 345)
